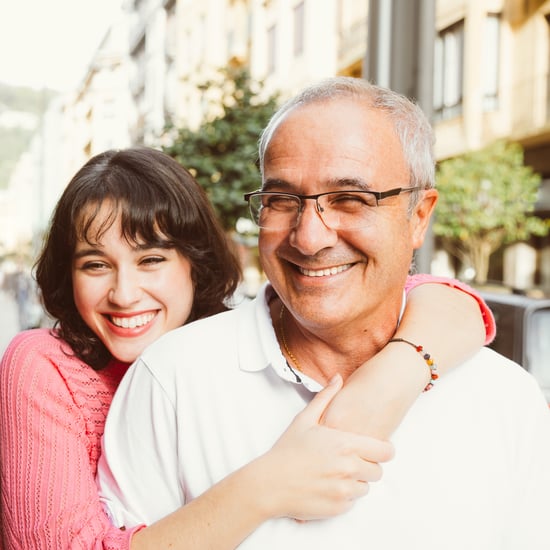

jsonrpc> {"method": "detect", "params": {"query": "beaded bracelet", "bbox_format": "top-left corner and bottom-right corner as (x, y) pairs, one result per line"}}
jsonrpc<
(387, 338), (439, 392)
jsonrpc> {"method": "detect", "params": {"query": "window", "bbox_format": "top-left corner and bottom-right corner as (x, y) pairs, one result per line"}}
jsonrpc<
(433, 20), (464, 121)
(198, 14), (207, 64)
(482, 14), (500, 111)
(268, 24), (277, 73)
(227, 28), (235, 57)
(294, 1), (305, 56)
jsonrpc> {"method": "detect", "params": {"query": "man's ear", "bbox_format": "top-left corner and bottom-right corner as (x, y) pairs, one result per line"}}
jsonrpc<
(411, 188), (438, 249)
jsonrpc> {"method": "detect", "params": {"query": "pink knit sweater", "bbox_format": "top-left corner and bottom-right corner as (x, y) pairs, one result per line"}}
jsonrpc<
(0, 276), (494, 549)
(0, 329), (141, 549)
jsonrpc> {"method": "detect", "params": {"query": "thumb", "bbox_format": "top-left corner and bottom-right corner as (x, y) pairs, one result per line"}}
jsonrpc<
(297, 374), (343, 426)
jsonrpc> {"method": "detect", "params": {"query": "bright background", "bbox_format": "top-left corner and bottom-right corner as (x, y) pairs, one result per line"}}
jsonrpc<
(0, 0), (123, 91)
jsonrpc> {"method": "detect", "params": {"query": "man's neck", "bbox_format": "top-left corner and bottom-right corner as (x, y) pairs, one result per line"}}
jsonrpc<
(271, 293), (404, 385)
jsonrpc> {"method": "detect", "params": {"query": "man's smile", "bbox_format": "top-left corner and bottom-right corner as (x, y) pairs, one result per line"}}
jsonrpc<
(298, 263), (354, 277)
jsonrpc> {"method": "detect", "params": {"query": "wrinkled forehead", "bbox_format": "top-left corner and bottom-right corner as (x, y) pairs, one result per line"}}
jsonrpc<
(263, 99), (407, 187)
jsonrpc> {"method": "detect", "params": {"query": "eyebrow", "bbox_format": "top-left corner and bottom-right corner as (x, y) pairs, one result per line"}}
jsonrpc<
(261, 178), (293, 192)
(73, 248), (106, 261)
(73, 242), (174, 260)
(262, 177), (372, 192)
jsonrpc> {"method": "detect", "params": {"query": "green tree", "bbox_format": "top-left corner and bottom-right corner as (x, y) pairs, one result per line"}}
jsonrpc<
(162, 67), (280, 231)
(433, 140), (549, 285)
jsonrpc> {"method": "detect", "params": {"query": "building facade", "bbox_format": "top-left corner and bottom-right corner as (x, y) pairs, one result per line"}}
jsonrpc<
(5, 0), (550, 292)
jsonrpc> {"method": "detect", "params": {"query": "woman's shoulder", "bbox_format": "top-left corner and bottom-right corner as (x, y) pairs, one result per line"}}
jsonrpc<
(1, 328), (85, 389)
(2, 328), (67, 360)
(1, 328), (125, 411)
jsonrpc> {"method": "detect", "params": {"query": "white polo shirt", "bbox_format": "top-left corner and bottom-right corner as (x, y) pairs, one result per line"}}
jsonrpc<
(98, 283), (550, 549)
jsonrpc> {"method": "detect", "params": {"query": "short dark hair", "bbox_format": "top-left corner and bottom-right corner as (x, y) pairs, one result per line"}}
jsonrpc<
(36, 147), (242, 369)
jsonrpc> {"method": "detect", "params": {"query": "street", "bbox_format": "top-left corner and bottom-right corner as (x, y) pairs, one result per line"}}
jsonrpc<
(0, 290), (22, 357)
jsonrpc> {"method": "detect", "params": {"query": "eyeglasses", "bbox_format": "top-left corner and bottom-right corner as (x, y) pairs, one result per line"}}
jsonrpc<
(243, 187), (422, 231)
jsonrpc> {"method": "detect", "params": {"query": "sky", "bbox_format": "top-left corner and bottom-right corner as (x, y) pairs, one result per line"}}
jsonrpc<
(0, 0), (123, 92)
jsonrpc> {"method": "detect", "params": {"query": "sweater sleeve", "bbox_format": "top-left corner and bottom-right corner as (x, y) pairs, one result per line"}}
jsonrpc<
(405, 274), (496, 345)
(0, 330), (141, 550)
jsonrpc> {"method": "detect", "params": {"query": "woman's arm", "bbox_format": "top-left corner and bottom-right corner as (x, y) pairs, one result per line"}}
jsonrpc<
(0, 330), (138, 549)
(129, 375), (394, 549)
(321, 276), (492, 438)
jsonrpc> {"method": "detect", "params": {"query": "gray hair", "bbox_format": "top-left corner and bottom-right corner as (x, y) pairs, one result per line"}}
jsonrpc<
(258, 77), (436, 201)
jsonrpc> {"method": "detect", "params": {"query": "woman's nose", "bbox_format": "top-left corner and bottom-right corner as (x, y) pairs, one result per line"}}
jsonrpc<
(108, 271), (142, 307)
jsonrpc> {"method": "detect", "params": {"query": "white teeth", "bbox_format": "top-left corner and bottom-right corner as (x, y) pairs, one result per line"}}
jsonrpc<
(111, 312), (155, 328)
(299, 264), (352, 277)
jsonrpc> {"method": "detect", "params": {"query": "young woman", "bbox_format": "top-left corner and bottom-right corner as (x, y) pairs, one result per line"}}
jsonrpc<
(0, 147), (493, 549)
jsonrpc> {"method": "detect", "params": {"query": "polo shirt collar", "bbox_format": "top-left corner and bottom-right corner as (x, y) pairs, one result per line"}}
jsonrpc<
(237, 282), (406, 393)
(236, 283), (320, 388)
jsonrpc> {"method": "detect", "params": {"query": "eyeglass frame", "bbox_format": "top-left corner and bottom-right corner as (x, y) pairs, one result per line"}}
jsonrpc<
(243, 186), (423, 229)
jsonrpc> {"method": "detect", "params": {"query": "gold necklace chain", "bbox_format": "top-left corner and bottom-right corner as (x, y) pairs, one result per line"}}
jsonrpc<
(279, 304), (303, 372)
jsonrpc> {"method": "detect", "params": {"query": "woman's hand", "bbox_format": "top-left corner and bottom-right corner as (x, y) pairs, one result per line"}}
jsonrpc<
(251, 375), (394, 521)
(131, 378), (394, 550)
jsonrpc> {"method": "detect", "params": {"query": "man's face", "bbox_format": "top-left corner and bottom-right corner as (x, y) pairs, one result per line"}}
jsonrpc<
(259, 98), (437, 333)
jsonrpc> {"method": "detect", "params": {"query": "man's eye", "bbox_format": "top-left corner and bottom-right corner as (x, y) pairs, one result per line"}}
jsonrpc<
(329, 193), (375, 209)
(265, 196), (298, 211)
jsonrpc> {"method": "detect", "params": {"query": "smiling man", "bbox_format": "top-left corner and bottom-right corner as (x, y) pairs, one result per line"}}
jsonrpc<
(254, 94), (437, 383)
(98, 78), (550, 549)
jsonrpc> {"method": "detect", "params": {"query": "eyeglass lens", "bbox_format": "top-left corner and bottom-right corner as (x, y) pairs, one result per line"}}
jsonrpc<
(248, 192), (380, 230)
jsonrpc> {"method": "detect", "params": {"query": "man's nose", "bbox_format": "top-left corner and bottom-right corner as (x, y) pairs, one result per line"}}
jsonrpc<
(289, 199), (338, 255)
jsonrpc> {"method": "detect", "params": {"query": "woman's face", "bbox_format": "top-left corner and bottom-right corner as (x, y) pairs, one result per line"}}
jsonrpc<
(72, 204), (194, 364)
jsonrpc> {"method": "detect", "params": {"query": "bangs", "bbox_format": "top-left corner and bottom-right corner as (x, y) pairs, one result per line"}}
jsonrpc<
(74, 198), (176, 248)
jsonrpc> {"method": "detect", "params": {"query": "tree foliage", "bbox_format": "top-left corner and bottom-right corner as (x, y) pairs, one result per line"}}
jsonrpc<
(162, 67), (280, 231)
(433, 140), (549, 284)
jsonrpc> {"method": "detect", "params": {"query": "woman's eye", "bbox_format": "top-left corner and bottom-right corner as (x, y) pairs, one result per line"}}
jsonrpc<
(141, 256), (166, 266)
(81, 261), (109, 271)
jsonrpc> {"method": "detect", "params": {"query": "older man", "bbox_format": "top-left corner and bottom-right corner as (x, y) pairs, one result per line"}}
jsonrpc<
(99, 78), (550, 549)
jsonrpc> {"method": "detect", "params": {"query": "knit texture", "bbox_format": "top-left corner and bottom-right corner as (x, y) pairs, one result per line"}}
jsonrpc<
(0, 329), (141, 549)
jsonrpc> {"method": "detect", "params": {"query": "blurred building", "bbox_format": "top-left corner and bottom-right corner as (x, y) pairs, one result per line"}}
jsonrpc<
(433, 0), (550, 290)
(4, 0), (550, 292)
